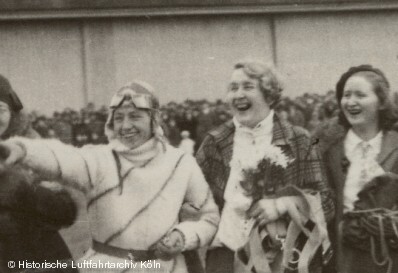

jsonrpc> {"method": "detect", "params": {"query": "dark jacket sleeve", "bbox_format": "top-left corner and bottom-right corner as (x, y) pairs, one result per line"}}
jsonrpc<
(195, 135), (215, 184)
(195, 134), (229, 211)
(294, 126), (335, 223)
(309, 143), (335, 223)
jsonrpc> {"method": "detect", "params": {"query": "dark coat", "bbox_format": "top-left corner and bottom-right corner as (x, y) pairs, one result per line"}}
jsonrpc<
(196, 115), (334, 273)
(0, 112), (78, 273)
(316, 118), (398, 273)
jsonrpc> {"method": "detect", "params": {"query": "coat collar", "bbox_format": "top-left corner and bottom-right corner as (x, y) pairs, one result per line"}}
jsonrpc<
(211, 120), (234, 168)
(320, 119), (398, 196)
(378, 130), (398, 165)
(272, 114), (294, 147)
(317, 117), (398, 166)
(210, 114), (294, 167)
(212, 119), (235, 144)
(322, 123), (398, 228)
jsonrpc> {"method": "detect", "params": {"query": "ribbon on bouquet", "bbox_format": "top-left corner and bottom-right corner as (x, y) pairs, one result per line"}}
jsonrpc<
(282, 189), (331, 273)
(236, 220), (285, 273)
(236, 186), (331, 273)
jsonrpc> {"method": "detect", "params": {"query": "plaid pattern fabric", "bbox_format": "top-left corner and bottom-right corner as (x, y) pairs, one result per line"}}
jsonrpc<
(196, 114), (334, 221)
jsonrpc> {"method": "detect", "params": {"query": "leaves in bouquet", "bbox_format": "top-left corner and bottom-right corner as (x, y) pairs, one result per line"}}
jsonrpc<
(240, 157), (288, 200)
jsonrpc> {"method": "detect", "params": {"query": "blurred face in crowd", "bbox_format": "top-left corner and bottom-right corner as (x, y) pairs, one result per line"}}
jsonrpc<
(202, 104), (210, 115)
(341, 74), (381, 131)
(227, 68), (271, 128)
(0, 102), (11, 137)
(113, 104), (152, 149)
(185, 111), (193, 120)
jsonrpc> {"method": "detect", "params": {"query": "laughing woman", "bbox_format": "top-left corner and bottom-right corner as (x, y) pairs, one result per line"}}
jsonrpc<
(197, 61), (334, 273)
(0, 81), (219, 273)
(315, 65), (398, 273)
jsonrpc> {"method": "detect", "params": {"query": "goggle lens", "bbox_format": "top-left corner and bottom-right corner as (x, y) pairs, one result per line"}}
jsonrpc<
(110, 88), (153, 109)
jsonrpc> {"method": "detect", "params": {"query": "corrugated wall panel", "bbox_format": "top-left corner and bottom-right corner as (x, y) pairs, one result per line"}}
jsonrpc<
(2, 11), (398, 113)
(276, 11), (398, 96)
(84, 20), (117, 106)
(110, 15), (274, 105)
(0, 20), (84, 115)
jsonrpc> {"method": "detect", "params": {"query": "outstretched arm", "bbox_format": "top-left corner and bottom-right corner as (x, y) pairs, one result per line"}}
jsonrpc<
(0, 137), (101, 192)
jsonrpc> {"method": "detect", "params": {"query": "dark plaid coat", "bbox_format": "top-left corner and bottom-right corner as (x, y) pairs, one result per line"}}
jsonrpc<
(196, 115), (334, 273)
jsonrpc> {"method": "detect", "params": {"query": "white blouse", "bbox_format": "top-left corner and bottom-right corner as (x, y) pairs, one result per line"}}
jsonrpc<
(212, 111), (274, 250)
(343, 129), (384, 212)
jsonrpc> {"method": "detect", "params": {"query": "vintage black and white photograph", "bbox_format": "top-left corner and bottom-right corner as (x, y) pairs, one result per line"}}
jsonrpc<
(1, 1), (398, 273)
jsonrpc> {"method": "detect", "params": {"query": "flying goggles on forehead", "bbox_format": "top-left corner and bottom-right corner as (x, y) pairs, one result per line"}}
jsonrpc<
(110, 88), (154, 110)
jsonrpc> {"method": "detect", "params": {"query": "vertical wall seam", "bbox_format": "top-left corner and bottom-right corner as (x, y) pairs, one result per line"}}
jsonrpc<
(79, 20), (89, 106)
(270, 14), (278, 66)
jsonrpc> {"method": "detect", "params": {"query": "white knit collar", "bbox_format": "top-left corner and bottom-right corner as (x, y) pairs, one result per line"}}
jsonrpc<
(109, 137), (161, 164)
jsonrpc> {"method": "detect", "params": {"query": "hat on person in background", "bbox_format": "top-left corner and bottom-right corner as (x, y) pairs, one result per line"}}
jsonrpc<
(0, 74), (23, 112)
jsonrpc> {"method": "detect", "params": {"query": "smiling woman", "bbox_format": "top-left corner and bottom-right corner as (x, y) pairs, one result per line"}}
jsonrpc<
(341, 75), (380, 130)
(105, 81), (164, 151)
(112, 105), (152, 149)
(0, 80), (219, 273)
(226, 61), (283, 129)
(110, 101), (153, 151)
(336, 67), (397, 136)
(315, 65), (398, 273)
(198, 61), (334, 273)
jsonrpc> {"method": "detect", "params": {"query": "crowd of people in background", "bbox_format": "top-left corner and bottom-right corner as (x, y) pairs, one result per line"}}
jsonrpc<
(29, 90), (342, 152)
(2, 60), (398, 273)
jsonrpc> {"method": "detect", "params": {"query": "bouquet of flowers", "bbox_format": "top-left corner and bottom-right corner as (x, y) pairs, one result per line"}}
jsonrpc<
(234, 142), (332, 273)
(239, 145), (293, 200)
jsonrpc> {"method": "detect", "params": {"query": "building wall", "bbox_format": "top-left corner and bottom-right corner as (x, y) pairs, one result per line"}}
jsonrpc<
(0, 10), (397, 114)
(276, 11), (398, 97)
(0, 20), (85, 114)
(100, 16), (274, 105)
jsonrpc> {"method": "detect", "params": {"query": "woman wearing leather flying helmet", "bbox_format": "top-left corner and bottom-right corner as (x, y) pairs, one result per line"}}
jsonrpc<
(0, 80), (219, 273)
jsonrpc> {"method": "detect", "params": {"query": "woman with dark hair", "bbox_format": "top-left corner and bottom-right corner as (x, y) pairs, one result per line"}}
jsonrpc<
(0, 74), (77, 272)
(315, 65), (398, 273)
(335, 65), (398, 131)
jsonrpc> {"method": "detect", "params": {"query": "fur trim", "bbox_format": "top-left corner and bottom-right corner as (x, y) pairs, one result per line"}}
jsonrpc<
(312, 117), (346, 154)
(0, 164), (77, 228)
(0, 165), (35, 208)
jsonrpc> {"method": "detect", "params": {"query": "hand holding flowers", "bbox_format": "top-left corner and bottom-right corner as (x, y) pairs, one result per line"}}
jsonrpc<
(248, 198), (288, 226)
(238, 144), (312, 236)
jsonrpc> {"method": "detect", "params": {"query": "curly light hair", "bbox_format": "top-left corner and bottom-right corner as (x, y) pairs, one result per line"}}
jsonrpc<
(233, 61), (284, 109)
